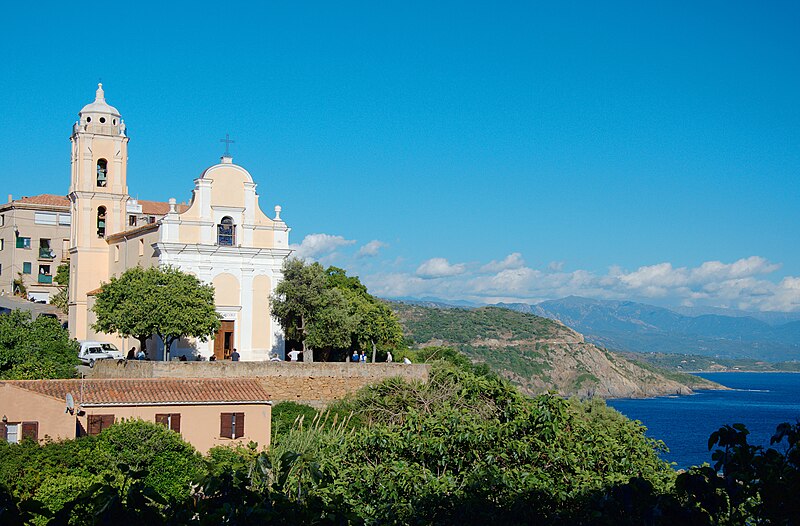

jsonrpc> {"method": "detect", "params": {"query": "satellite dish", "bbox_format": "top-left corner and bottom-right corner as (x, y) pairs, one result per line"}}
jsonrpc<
(66, 393), (75, 414)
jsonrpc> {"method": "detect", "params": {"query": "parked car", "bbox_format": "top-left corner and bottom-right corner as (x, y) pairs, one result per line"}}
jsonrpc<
(78, 341), (124, 367)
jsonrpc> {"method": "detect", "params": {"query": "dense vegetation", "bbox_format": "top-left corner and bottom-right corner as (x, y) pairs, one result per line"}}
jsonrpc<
(2, 355), (798, 524)
(0, 310), (78, 379)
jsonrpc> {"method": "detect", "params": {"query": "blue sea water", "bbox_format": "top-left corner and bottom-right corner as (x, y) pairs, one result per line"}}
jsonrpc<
(607, 372), (800, 469)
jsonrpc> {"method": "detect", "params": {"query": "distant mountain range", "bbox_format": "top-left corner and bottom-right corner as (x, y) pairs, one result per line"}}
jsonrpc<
(389, 295), (800, 362)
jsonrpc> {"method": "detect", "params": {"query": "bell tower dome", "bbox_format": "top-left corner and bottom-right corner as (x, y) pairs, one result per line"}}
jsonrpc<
(68, 83), (131, 339)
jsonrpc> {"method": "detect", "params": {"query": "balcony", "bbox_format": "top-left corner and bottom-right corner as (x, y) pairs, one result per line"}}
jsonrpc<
(38, 274), (53, 284)
(38, 248), (55, 260)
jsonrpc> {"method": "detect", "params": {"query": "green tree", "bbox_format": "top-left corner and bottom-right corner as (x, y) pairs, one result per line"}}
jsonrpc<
(327, 266), (403, 361)
(92, 266), (220, 360)
(271, 259), (355, 362)
(49, 262), (70, 315)
(0, 310), (78, 379)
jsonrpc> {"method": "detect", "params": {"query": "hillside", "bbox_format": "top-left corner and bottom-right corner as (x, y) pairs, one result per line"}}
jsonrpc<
(390, 302), (719, 398)
(494, 296), (800, 362)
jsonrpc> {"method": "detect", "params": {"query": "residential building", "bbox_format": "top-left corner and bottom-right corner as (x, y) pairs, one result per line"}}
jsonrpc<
(0, 378), (272, 454)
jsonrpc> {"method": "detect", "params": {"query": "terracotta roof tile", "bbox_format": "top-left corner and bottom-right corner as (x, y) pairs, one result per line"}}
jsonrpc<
(1, 378), (270, 405)
(12, 194), (70, 207)
(138, 200), (189, 215)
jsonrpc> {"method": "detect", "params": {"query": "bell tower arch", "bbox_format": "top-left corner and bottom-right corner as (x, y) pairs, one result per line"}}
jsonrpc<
(68, 84), (130, 339)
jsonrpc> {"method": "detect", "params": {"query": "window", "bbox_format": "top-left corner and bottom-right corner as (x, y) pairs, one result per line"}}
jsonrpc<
(97, 207), (106, 238)
(87, 414), (115, 436)
(138, 239), (144, 256)
(0, 239), (3, 251)
(114, 245), (119, 262)
(148, 216), (155, 224)
(96, 159), (108, 187)
(62, 239), (69, 257)
(58, 214), (71, 226)
(129, 215), (137, 227)
(39, 239), (54, 259)
(22, 262), (31, 274)
(16, 236), (31, 249)
(2, 422), (38, 443)
(34, 212), (57, 225)
(217, 217), (235, 246)
(0, 214), (4, 226)
(38, 265), (51, 283)
(155, 413), (181, 433)
(220, 412), (245, 439)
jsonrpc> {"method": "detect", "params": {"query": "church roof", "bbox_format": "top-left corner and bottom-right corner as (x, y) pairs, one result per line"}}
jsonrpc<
(137, 199), (189, 215)
(79, 84), (121, 117)
(1, 378), (272, 406)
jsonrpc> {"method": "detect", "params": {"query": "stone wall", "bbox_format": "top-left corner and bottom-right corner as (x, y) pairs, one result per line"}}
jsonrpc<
(90, 361), (430, 407)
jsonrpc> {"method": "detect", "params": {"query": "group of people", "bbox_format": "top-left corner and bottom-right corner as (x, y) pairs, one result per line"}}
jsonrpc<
(126, 347), (147, 360)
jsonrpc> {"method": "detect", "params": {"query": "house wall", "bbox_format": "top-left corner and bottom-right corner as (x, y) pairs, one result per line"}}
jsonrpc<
(78, 402), (271, 454)
(0, 384), (76, 442)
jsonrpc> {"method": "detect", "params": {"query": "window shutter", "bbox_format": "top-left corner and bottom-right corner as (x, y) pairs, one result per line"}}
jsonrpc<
(234, 412), (245, 439)
(170, 414), (181, 433)
(102, 415), (115, 431)
(21, 422), (39, 442)
(155, 414), (169, 426)
(220, 413), (233, 438)
(1, 423), (7, 442)
(88, 415), (101, 436)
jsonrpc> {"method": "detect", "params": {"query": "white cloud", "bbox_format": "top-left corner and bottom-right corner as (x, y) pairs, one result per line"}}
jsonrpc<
(480, 252), (526, 273)
(416, 258), (467, 279)
(361, 254), (800, 312)
(356, 240), (388, 258)
(291, 233), (355, 260)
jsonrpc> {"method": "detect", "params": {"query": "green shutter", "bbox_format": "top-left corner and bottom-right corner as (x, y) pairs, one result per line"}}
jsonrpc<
(22, 262), (31, 274)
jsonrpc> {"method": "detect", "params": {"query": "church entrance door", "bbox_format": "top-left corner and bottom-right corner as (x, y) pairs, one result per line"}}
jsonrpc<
(214, 321), (235, 360)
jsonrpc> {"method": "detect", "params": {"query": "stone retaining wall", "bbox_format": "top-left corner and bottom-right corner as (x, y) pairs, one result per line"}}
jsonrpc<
(90, 361), (430, 407)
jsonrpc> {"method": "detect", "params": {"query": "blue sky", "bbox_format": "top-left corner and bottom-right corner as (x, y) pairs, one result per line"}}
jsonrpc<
(2, 1), (799, 311)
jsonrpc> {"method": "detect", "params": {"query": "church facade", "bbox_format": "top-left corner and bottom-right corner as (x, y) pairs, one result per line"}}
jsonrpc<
(68, 85), (292, 361)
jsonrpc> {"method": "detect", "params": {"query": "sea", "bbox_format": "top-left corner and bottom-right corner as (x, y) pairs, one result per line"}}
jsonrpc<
(607, 372), (800, 469)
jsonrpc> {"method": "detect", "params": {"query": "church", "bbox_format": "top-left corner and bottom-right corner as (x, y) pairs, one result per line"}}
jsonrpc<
(67, 84), (292, 361)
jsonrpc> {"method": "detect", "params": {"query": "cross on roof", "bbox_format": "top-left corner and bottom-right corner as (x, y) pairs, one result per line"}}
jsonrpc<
(220, 134), (235, 156)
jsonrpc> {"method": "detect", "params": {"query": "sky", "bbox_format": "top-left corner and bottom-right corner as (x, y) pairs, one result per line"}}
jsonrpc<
(1, 1), (799, 312)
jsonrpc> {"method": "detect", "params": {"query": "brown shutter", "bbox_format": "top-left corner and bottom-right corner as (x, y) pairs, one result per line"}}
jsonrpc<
(102, 415), (115, 431)
(170, 414), (181, 433)
(155, 414), (169, 426)
(21, 422), (39, 442)
(234, 412), (245, 438)
(88, 415), (101, 436)
(220, 413), (233, 438)
(1, 424), (7, 442)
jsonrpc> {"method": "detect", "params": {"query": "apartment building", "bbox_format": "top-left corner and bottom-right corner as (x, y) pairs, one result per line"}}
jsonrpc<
(0, 194), (71, 302)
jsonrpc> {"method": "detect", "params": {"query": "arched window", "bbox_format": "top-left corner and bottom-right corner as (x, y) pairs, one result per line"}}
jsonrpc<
(96, 159), (108, 187)
(97, 206), (106, 238)
(217, 216), (235, 246)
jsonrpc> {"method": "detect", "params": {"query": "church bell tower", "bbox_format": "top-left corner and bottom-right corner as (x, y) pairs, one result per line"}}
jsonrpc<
(67, 84), (130, 339)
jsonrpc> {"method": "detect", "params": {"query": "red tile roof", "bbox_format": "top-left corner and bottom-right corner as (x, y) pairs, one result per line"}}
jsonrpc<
(138, 199), (189, 215)
(1, 378), (270, 406)
(12, 194), (70, 207)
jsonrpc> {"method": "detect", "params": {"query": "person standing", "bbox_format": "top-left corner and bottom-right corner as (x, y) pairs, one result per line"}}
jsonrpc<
(127, 347), (136, 360)
(288, 349), (301, 362)
(352, 350), (359, 363)
(230, 348), (240, 362)
(359, 351), (367, 363)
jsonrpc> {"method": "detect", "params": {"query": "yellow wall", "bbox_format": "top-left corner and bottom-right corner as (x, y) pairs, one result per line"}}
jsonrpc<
(252, 275), (272, 349)
(213, 273), (240, 306)
(0, 384), (76, 442)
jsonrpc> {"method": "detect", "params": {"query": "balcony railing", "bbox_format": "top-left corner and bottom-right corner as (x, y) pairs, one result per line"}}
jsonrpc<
(39, 248), (55, 260)
(38, 275), (53, 284)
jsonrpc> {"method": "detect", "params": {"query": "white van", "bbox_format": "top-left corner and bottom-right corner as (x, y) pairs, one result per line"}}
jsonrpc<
(78, 341), (124, 367)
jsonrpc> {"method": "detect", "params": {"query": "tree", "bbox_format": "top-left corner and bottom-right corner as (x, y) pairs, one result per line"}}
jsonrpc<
(326, 266), (403, 361)
(49, 262), (70, 315)
(271, 259), (355, 362)
(92, 266), (221, 360)
(271, 261), (402, 362)
(0, 310), (78, 379)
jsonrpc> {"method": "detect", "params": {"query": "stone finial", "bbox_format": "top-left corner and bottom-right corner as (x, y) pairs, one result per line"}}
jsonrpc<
(168, 197), (177, 213)
(96, 83), (105, 102)
(274, 205), (282, 221)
